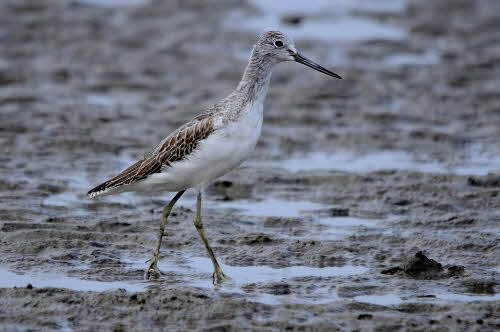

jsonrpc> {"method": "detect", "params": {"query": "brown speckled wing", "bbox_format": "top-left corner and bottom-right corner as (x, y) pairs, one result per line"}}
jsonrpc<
(87, 113), (214, 197)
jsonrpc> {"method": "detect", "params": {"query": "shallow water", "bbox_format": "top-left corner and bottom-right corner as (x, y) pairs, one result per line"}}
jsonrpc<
(265, 150), (500, 175)
(155, 256), (369, 305)
(185, 256), (367, 284)
(310, 216), (380, 240)
(227, 0), (407, 43)
(5, 255), (497, 307)
(383, 50), (440, 67)
(86, 92), (144, 108)
(213, 197), (383, 242)
(213, 198), (324, 218)
(77, 0), (147, 7)
(0, 266), (146, 292)
(355, 292), (500, 306)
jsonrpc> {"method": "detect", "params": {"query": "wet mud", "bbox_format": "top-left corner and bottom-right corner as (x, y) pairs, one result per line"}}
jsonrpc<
(1, 0), (499, 331)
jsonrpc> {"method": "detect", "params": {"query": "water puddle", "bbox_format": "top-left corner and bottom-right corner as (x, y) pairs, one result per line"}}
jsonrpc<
(77, 0), (147, 7)
(153, 256), (368, 305)
(4, 257), (498, 306)
(86, 92), (144, 108)
(212, 197), (384, 242)
(354, 294), (404, 306)
(213, 198), (324, 218)
(0, 266), (146, 292)
(266, 150), (500, 176)
(227, 0), (407, 43)
(188, 257), (366, 284)
(1, 255), (366, 304)
(309, 216), (380, 240)
(436, 293), (500, 302)
(355, 292), (500, 306)
(383, 49), (440, 68)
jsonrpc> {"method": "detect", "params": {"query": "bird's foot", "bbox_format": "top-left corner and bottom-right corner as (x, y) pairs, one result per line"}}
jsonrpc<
(144, 256), (162, 280)
(212, 268), (230, 285)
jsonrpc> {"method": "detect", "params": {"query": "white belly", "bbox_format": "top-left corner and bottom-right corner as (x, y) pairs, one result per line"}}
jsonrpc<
(131, 106), (263, 193)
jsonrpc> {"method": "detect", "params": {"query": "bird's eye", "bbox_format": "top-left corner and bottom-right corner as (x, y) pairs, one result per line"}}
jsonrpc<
(274, 40), (284, 48)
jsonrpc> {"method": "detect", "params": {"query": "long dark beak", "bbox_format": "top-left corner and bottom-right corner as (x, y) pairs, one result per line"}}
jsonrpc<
(293, 53), (342, 79)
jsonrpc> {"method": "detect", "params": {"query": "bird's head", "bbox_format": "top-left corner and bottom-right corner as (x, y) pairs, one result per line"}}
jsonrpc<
(254, 31), (342, 79)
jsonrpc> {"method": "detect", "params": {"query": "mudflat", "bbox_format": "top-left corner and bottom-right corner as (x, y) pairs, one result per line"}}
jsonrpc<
(0, 0), (499, 331)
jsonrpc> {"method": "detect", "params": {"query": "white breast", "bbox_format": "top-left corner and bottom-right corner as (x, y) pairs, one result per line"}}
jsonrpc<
(193, 102), (264, 186)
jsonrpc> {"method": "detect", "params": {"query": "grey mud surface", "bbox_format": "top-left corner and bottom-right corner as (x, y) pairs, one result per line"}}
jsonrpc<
(1, 0), (500, 331)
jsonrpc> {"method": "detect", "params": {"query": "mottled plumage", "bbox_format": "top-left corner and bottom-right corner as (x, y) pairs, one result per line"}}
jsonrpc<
(87, 113), (214, 198)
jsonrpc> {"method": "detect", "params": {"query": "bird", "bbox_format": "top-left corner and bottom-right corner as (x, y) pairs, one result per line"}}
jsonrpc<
(87, 31), (342, 284)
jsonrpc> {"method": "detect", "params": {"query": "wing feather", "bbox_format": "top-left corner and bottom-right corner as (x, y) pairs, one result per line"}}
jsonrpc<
(87, 113), (215, 198)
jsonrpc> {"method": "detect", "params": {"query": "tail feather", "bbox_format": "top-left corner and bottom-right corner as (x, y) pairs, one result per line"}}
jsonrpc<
(87, 182), (111, 199)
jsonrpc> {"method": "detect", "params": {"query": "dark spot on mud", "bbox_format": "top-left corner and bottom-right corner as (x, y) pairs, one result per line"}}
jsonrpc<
(382, 252), (464, 279)
(241, 234), (274, 245)
(281, 14), (303, 25)
(330, 208), (349, 217)
(208, 180), (253, 200)
(0, 95), (39, 106)
(447, 265), (465, 277)
(392, 199), (412, 206)
(467, 175), (500, 187)
(129, 294), (146, 305)
(462, 279), (497, 295)
(218, 238), (237, 245)
(253, 282), (292, 295)
(311, 254), (346, 268)
(37, 183), (65, 194)
(265, 176), (310, 185)
(45, 217), (65, 223)
(417, 295), (436, 298)
(26, 284), (33, 289)
(381, 266), (402, 275)
(220, 181), (233, 188)
(263, 217), (302, 227)
(403, 251), (443, 276)
(357, 314), (373, 320)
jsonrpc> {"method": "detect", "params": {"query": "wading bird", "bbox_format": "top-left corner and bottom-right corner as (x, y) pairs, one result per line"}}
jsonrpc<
(87, 31), (341, 284)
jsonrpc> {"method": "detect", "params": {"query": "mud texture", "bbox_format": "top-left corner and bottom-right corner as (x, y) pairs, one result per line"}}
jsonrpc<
(1, 0), (500, 331)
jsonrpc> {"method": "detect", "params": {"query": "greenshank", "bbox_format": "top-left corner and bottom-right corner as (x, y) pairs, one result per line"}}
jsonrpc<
(87, 31), (341, 284)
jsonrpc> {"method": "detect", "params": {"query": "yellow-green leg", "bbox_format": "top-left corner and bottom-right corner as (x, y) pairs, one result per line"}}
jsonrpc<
(144, 190), (186, 280)
(193, 191), (229, 285)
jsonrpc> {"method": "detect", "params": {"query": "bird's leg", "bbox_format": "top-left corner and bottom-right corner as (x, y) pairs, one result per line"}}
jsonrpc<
(193, 191), (229, 285)
(144, 190), (186, 280)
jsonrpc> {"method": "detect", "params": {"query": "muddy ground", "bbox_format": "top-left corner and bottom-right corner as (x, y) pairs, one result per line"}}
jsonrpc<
(0, 0), (499, 331)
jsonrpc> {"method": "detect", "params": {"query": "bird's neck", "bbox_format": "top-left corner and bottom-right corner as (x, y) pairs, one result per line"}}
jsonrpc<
(236, 50), (274, 105)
